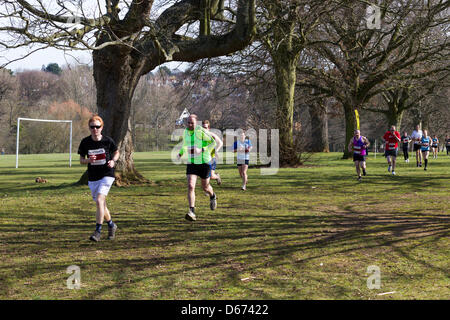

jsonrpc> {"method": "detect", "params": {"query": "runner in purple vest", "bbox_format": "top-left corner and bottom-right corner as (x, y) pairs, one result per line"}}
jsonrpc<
(347, 130), (370, 181)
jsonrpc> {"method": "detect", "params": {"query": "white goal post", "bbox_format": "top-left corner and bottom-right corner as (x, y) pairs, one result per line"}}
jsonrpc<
(16, 117), (73, 168)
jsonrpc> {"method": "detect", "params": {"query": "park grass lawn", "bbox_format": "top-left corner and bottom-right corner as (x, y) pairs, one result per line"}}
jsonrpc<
(0, 151), (448, 300)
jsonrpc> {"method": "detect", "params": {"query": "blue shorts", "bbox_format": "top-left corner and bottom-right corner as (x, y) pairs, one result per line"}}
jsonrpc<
(210, 158), (217, 171)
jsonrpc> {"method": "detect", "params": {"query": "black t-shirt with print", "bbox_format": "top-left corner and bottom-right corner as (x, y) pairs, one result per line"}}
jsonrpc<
(78, 135), (118, 181)
(402, 136), (410, 148)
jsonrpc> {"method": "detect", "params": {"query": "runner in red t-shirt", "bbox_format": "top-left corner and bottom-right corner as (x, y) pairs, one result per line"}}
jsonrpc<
(383, 125), (401, 175)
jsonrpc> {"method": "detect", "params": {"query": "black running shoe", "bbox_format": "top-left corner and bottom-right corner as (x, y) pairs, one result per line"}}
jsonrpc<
(210, 194), (217, 210)
(89, 230), (101, 242)
(107, 224), (117, 240)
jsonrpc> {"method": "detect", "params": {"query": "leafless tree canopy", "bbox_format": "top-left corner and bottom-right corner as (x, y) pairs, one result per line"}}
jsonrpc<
(0, 0), (256, 67)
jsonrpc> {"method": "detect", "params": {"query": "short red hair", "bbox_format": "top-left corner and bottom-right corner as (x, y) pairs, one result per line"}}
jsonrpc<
(88, 115), (104, 127)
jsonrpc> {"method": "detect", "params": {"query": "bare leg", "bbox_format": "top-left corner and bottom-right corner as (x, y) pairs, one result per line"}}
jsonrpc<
(201, 178), (214, 197)
(210, 170), (219, 180)
(95, 194), (107, 225)
(423, 151), (429, 169)
(355, 161), (361, 177)
(104, 202), (111, 222)
(242, 165), (248, 186)
(187, 174), (197, 208)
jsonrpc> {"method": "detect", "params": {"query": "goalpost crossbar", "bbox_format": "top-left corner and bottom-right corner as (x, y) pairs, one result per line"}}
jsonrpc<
(15, 117), (73, 168)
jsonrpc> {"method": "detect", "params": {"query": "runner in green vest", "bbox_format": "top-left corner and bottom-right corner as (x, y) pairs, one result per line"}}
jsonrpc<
(177, 114), (217, 221)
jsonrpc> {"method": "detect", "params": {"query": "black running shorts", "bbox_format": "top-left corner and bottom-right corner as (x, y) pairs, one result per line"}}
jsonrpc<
(237, 159), (249, 166)
(186, 163), (211, 179)
(384, 149), (398, 158)
(353, 154), (366, 162)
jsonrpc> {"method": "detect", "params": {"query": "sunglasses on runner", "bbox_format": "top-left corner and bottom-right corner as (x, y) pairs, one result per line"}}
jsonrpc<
(90, 125), (102, 129)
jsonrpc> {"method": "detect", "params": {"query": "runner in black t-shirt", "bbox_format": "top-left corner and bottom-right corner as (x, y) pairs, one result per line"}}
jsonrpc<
(446, 135), (450, 156)
(401, 132), (411, 163)
(78, 115), (119, 242)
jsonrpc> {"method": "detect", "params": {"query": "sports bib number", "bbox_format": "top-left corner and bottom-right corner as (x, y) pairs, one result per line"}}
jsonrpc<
(88, 148), (107, 165)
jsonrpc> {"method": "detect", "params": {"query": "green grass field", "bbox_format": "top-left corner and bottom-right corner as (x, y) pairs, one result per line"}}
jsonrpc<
(0, 151), (449, 300)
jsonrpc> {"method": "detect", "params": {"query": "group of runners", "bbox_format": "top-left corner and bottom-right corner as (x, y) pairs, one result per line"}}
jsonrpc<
(349, 124), (449, 181)
(78, 114), (448, 241)
(78, 114), (253, 241)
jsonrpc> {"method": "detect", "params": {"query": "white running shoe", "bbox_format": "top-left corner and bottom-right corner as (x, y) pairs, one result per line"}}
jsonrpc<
(392, 171), (396, 175)
(241, 184), (246, 191)
(185, 210), (196, 221)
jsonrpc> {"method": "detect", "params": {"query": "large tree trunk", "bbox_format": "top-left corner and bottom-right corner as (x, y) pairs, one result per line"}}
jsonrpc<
(342, 102), (357, 159)
(382, 89), (408, 133)
(274, 57), (300, 166)
(91, 47), (151, 186)
(309, 100), (329, 152)
(385, 107), (404, 133)
(76, 0), (255, 185)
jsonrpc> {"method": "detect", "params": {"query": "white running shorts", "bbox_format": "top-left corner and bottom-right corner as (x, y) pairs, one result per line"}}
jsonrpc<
(88, 176), (115, 201)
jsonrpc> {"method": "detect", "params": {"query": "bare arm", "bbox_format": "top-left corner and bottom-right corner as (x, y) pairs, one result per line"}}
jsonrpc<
(210, 132), (223, 153)
(108, 150), (120, 168)
(80, 155), (90, 165)
(348, 139), (354, 153)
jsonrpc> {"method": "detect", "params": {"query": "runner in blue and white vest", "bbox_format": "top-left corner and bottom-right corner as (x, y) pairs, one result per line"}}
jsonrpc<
(431, 135), (439, 159)
(233, 131), (252, 191)
(420, 130), (431, 171)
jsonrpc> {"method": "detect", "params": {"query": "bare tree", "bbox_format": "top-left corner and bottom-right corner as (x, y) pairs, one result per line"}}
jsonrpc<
(298, 0), (449, 158)
(131, 71), (181, 152)
(16, 70), (64, 106)
(364, 69), (449, 132)
(60, 65), (97, 113)
(0, 0), (256, 184)
(186, 0), (337, 165)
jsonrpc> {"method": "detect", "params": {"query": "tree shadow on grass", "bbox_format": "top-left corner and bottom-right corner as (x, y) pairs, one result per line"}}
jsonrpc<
(0, 198), (448, 299)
